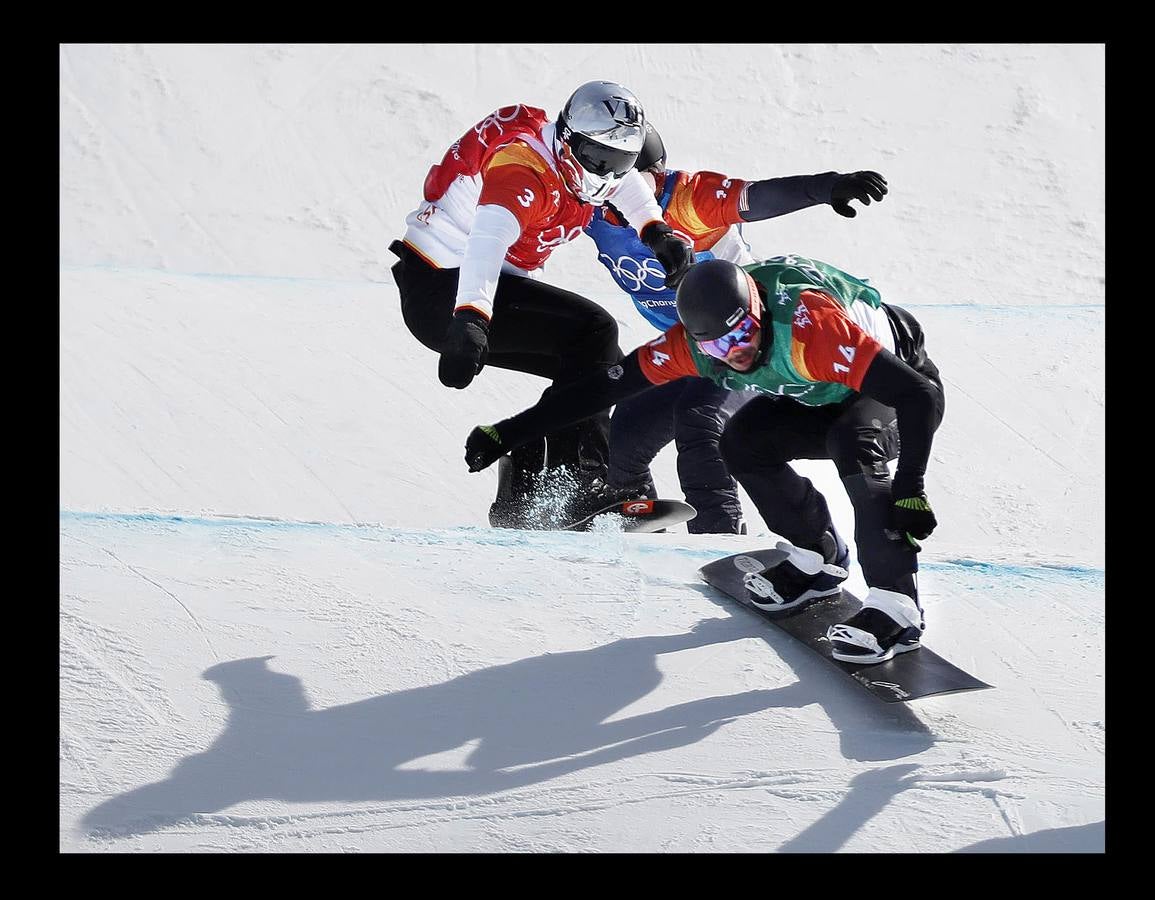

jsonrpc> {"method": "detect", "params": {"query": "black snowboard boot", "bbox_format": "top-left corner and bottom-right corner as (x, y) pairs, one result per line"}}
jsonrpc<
(488, 439), (546, 528)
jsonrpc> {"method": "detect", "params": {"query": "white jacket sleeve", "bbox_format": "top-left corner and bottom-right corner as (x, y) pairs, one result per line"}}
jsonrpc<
(455, 204), (523, 321)
(606, 169), (665, 233)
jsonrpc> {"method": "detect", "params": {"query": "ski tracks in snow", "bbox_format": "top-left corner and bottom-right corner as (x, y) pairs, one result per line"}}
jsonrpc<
(78, 764), (1080, 853)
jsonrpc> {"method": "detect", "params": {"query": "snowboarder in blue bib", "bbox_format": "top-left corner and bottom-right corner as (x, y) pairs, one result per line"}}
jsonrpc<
(578, 122), (888, 534)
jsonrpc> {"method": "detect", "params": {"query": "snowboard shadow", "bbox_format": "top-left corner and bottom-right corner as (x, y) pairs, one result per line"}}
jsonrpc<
(689, 584), (935, 762)
(81, 616), (803, 838)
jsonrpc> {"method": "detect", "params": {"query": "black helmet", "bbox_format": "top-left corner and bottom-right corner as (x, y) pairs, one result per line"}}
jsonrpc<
(676, 259), (761, 341)
(634, 122), (666, 173)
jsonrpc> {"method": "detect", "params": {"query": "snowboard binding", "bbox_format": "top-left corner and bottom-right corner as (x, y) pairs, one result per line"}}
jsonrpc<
(742, 541), (849, 614)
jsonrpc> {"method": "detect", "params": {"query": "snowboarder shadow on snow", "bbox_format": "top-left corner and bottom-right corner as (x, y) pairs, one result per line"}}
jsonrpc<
(83, 615), (870, 838)
(688, 584), (936, 762)
(778, 763), (923, 853)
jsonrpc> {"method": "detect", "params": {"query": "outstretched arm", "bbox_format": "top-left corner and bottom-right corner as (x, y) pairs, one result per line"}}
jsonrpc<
(665, 170), (889, 239)
(739, 171), (888, 221)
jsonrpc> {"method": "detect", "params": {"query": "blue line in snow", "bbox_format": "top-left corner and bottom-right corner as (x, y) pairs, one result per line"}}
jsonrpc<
(60, 509), (1103, 581)
(934, 557), (1102, 583)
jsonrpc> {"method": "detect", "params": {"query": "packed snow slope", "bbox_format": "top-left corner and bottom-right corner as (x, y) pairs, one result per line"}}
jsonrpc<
(60, 44), (1104, 853)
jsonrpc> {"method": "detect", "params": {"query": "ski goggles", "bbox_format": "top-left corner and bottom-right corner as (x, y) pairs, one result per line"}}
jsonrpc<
(696, 313), (761, 361)
(556, 137), (630, 205)
(563, 130), (640, 178)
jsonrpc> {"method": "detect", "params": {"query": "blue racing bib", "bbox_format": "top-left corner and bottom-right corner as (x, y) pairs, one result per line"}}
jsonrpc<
(585, 172), (716, 331)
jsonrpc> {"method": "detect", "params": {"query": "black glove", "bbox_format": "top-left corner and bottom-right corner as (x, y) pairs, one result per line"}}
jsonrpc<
(465, 424), (508, 472)
(892, 493), (937, 550)
(640, 221), (693, 289)
(829, 171), (888, 218)
(438, 309), (490, 389)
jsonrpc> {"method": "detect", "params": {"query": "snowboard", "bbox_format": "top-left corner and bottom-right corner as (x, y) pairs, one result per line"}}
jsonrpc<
(565, 498), (697, 533)
(699, 546), (992, 702)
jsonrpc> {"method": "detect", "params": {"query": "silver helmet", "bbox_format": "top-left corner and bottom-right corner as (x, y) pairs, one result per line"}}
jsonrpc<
(555, 81), (647, 204)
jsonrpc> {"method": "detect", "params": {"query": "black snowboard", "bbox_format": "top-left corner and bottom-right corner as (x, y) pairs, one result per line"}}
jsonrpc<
(699, 547), (992, 702)
(566, 498), (696, 533)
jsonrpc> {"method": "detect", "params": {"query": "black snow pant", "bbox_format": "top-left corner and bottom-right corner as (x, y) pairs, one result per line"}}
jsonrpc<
(390, 240), (621, 491)
(719, 389), (944, 603)
(607, 377), (753, 534)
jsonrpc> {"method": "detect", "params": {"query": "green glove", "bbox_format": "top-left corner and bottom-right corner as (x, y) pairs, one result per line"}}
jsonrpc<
(893, 494), (937, 550)
(465, 424), (507, 472)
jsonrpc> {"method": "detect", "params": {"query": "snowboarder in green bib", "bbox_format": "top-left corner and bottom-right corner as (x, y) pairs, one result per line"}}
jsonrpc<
(464, 255), (943, 665)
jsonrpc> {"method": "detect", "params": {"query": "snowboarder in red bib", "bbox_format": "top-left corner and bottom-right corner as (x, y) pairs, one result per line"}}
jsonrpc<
(389, 82), (692, 526)
(464, 255), (943, 665)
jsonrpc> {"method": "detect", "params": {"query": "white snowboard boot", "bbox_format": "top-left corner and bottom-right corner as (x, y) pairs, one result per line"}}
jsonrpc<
(743, 541), (849, 613)
(827, 587), (924, 664)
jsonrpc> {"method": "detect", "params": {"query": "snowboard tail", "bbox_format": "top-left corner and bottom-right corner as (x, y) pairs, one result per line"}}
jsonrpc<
(699, 547), (992, 702)
(490, 497), (696, 533)
(565, 498), (696, 533)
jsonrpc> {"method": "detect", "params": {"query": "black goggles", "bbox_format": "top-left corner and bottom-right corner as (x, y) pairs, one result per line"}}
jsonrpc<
(565, 130), (639, 178)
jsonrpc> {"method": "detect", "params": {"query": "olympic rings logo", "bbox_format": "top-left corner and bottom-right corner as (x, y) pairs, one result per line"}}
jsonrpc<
(536, 226), (584, 253)
(474, 105), (523, 148)
(598, 253), (668, 292)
